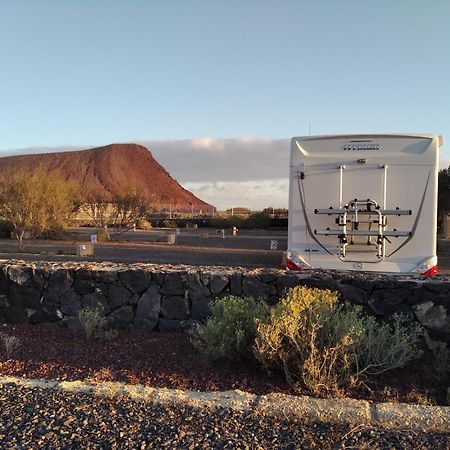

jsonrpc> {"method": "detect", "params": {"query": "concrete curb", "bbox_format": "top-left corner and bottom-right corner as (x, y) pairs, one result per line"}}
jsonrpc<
(0, 376), (449, 433)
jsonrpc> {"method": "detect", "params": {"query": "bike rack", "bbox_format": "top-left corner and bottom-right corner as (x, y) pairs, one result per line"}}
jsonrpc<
(314, 198), (412, 262)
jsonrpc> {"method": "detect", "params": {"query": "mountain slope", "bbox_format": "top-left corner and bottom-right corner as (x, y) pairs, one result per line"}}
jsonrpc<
(0, 143), (212, 208)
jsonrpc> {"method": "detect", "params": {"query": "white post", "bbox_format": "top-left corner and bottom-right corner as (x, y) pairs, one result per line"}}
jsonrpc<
(339, 165), (344, 208)
(382, 165), (388, 210)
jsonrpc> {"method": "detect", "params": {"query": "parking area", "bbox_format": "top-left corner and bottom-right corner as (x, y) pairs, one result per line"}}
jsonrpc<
(0, 228), (288, 269)
(1, 228), (449, 275)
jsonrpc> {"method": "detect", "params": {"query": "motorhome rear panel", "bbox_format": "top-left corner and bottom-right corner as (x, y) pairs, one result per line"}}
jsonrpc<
(287, 134), (442, 274)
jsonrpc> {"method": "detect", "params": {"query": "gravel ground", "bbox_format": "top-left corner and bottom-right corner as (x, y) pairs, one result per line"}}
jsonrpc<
(1, 325), (447, 405)
(0, 383), (449, 450)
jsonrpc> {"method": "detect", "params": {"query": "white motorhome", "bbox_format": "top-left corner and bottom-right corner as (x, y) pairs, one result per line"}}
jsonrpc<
(287, 134), (443, 275)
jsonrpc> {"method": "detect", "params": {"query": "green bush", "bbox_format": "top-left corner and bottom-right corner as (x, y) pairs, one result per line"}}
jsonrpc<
(254, 286), (423, 394)
(210, 217), (228, 229)
(0, 220), (13, 238)
(194, 295), (269, 361)
(248, 212), (271, 229)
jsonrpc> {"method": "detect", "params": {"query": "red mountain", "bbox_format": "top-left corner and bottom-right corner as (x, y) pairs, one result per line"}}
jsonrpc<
(0, 143), (212, 208)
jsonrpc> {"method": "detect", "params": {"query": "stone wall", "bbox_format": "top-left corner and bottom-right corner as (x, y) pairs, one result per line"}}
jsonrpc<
(0, 262), (449, 340)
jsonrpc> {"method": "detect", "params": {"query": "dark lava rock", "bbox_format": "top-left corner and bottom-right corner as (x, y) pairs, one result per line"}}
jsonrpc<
(337, 284), (368, 304)
(158, 318), (183, 332)
(48, 270), (73, 293)
(105, 305), (134, 330)
(187, 274), (210, 301)
(276, 275), (301, 296)
(117, 269), (151, 294)
(136, 285), (161, 320)
(60, 291), (82, 316)
(73, 278), (95, 295)
(81, 292), (111, 315)
(230, 273), (243, 296)
(1, 304), (28, 323)
(108, 285), (133, 309)
(191, 297), (211, 320)
(133, 316), (157, 331)
(242, 275), (272, 299)
(160, 296), (190, 320)
(9, 285), (41, 309)
(210, 274), (229, 294)
(160, 273), (184, 296)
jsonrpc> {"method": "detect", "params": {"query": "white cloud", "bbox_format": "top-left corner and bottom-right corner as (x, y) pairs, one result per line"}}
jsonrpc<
(184, 178), (289, 211)
(187, 137), (225, 153)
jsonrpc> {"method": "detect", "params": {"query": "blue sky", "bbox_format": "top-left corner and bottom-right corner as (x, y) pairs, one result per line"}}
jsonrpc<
(0, 1), (449, 208)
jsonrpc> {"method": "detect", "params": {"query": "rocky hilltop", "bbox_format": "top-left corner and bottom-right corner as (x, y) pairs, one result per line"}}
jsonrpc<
(0, 143), (211, 208)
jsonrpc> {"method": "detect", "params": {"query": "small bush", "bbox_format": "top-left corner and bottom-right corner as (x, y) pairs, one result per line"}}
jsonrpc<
(160, 219), (177, 229)
(0, 332), (21, 359)
(194, 295), (269, 361)
(78, 307), (105, 340)
(78, 307), (119, 341)
(35, 227), (71, 240)
(137, 219), (152, 230)
(254, 286), (423, 394)
(95, 228), (110, 242)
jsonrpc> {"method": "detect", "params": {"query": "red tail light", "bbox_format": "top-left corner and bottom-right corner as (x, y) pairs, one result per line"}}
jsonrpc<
(421, 265), (438, 277)
(286, 258), (301, 271)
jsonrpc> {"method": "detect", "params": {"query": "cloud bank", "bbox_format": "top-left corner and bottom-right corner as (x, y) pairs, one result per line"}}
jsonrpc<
(141, 137), (289, 183)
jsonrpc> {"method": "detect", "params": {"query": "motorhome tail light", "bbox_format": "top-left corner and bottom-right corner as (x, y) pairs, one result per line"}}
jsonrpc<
(286, 258), (301, 271)
(421, 265), (438, 277)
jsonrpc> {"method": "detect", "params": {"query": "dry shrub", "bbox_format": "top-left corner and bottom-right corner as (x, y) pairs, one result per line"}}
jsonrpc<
(95, 228), (110, 242)
(254, 286), (423, 395)
(78, 307), (106, 340)
(0, 332), (21, 359)
(78, 307), (119, 341)
(194, 295), (269, 361)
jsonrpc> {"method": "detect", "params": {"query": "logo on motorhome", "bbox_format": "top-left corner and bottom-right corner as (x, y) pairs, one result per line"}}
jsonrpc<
(343, 144), (379, 151)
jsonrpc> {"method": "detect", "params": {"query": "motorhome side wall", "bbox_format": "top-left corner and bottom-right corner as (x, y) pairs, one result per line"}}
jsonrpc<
(287, 134), (442, 274)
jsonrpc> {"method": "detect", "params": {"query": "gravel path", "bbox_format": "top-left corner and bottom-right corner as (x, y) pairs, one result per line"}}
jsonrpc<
(0, 383), (449, 449)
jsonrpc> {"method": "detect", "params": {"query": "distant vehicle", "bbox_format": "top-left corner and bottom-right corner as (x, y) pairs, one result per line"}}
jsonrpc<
(287, 134), (443, 275)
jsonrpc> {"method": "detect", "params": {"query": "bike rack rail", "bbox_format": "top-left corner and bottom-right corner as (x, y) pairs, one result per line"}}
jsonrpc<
(314, 199), (412, 261)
